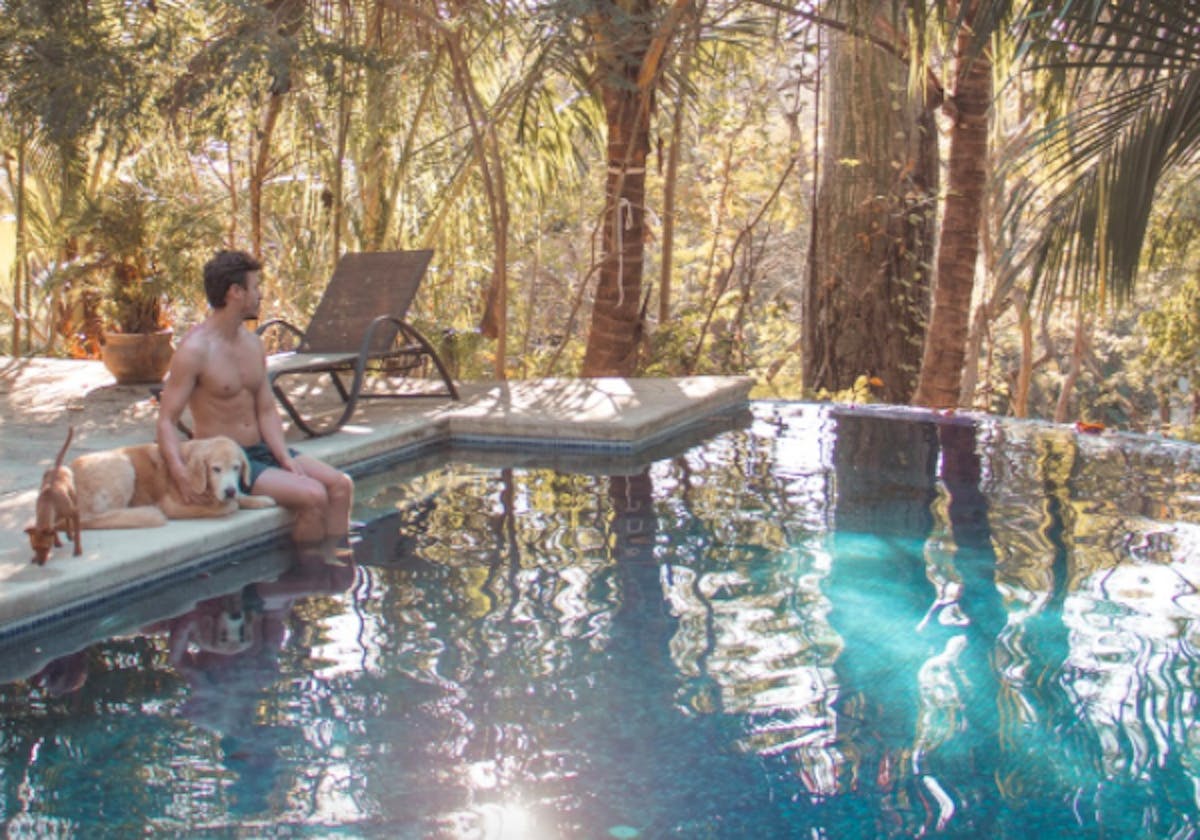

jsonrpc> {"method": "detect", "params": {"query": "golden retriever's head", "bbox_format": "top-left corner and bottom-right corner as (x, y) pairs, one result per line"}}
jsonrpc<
(192, 595), (257, 655)
(185, 436), (251, 501)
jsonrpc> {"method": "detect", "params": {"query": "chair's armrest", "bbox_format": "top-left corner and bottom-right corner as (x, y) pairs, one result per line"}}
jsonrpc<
(256, 318), (305, 354)
(255, 318), (305, 338)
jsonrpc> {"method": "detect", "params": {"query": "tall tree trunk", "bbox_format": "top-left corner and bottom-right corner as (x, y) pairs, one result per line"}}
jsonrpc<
(658, 15), (696, 326)
(803, 2), (937, 403)
(582, 51), (654, 376)
(330, 1), (355, 266)
(913, 9), (992, 408)
(11, 132), (26, 354)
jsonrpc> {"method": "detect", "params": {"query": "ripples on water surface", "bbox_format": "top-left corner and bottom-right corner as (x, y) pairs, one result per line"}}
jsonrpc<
(3, 403), (1200, 838)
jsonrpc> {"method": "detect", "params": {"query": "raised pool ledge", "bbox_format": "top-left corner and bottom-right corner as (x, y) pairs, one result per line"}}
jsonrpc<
(0, 375), (753, 639)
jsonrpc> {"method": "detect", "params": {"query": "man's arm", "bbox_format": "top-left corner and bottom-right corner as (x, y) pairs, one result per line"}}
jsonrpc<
(157, 341), (205, 503)
(253, 338), (305, 476)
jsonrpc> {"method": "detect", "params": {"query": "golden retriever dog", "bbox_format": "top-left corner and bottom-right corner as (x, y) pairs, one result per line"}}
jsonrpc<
(72, 435), (276, 529)
(25, 426), (82, 565)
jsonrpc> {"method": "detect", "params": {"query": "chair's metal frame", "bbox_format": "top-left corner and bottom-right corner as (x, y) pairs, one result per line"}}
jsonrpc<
(255, 250), (459, 437)
(258, 317), (458, 437)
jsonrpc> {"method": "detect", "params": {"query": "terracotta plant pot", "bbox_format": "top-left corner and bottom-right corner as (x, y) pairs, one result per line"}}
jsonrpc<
(100, 329), (174, 385)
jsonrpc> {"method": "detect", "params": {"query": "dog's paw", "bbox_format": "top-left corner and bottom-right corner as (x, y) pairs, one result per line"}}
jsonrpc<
(238, 494), (277, 509)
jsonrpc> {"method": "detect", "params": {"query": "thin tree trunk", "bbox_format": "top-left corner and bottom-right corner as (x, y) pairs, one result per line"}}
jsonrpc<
(331, 0), (354, 264)
(225, 139), (239, 247)
(250, 92), (286, 260)
(1013, 287), (1032, 418)
(696, 129), (739, 307)
(658, 21), (694, 326)
(361, 1), (392, 252)
(443, 28), (510, 378)
(11, 133), (26, 354)
(521, 205), (542, 377)
(1054, 307), (1088, 424)
(913, 8), (991, 408)
(960, 301), (987, 409)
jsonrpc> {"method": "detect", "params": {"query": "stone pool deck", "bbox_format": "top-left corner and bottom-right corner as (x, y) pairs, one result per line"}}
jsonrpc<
(0, 357), (752, 639)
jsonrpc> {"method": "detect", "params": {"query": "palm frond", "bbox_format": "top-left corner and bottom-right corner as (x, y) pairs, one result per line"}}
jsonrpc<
(1014, 65), (1200, 306)
(1006, 0), (1200, 308)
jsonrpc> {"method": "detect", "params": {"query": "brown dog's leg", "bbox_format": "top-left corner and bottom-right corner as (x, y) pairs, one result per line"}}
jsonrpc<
(70, 512), (82, 556)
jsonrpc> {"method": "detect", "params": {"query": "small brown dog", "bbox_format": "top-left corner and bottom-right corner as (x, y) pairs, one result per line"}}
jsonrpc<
(26, 426), (82, 565)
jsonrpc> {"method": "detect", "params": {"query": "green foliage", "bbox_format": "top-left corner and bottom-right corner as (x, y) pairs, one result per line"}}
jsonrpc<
(56, 179), (222, 333)
(1141, 279), (1200, 379)
(812, 374), (885, 405)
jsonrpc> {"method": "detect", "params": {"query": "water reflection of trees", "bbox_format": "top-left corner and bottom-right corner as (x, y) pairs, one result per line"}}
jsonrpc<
(490, 411), (1193, 836)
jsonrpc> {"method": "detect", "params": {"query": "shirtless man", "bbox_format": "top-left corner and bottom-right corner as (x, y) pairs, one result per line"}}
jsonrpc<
(157, 250), (354, 543)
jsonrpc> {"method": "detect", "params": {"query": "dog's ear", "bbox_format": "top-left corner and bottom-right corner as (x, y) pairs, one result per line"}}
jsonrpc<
(187, 450), (209, 495)
(239, 451), (251, 492)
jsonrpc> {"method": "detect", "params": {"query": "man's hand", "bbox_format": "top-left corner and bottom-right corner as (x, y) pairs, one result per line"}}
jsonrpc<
(279, 454), (307, 478)
(167, 459), (206, 506)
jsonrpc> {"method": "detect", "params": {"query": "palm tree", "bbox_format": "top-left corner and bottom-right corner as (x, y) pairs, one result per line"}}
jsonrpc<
(912, 2), (997, 407)
(579, 0), (692, 377)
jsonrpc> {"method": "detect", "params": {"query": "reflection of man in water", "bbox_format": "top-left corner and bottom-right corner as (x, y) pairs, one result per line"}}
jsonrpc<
(150, 545), (357, 814)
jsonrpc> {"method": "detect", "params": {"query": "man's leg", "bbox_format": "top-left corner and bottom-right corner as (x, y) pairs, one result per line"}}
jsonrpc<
(252, 464), (336, 543)
(294, 454), (354, 537)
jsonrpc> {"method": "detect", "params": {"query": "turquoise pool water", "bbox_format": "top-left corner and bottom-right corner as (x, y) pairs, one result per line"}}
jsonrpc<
(1, 402), (1200, 837)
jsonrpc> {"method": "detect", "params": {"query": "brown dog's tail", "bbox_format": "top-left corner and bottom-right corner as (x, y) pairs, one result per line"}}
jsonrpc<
(54, 426), (75, 471)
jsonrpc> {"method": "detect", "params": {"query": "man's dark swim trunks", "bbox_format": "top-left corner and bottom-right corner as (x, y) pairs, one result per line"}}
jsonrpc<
(241, 442), (300, 492)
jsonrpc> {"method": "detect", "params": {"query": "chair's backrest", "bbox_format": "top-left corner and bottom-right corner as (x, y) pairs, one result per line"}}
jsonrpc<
(299, 250), (434, 353)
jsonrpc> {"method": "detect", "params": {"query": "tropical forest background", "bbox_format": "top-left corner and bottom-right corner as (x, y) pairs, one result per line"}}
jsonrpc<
(2, 0), (1199, 436)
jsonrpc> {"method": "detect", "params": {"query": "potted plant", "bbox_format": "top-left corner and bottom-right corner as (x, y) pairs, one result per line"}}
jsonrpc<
(63, 180), (219, 383)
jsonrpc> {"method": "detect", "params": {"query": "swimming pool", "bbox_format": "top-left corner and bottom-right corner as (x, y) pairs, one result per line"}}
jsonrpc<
(2, 402), (1199, 837)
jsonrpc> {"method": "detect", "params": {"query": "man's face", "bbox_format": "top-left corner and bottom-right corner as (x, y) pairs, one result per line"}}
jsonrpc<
(238, 270), (263, 320)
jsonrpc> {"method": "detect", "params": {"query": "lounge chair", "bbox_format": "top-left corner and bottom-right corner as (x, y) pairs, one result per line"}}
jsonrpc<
(255, 249), (459, 437)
